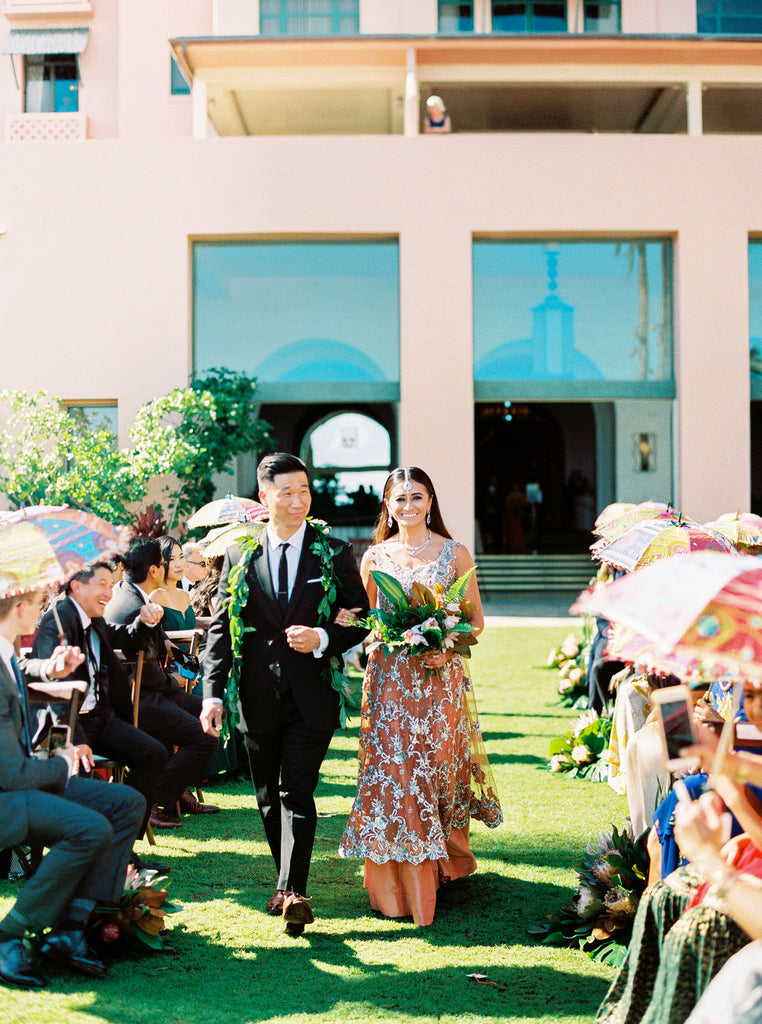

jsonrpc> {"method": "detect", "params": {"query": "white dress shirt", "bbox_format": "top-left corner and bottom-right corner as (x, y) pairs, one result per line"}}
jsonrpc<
(70, 597), (100, 714)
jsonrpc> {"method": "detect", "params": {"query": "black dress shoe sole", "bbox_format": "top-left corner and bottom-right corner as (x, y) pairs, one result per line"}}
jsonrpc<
(41, 949), (106, 979)
(284, 922), (305, 936)
(0, 969), (47, 989)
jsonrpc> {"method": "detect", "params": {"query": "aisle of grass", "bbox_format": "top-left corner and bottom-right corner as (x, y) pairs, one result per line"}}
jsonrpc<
(0, 625), (626, 1024)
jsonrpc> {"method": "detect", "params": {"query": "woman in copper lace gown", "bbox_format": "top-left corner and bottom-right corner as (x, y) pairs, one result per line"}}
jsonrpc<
(339, 467), (502, 926)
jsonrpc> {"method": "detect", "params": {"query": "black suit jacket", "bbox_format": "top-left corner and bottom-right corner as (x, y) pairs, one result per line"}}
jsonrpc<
(104, 581), (180, 696)
(202, 524), (369, 734)
(32, 596), (140, 734)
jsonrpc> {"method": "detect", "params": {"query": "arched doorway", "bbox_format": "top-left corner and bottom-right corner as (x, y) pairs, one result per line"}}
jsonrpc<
(474, 402), (597, 554)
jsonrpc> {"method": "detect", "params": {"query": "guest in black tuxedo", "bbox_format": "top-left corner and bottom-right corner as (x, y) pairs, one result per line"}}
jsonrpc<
(0, 589), (144, 990)
(32, 561), (169, 838)
(105, 538), (218, 828)
(201, 453), (369, 934)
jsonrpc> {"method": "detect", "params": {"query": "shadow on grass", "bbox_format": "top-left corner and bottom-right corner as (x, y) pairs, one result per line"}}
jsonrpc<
(485, 752), (547, 766)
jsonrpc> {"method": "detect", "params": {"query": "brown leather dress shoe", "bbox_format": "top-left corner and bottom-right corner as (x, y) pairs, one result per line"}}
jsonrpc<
(266, 890), (287, 915)
(40, 929), (106, 979)
(282, 893), (314, 936)
(0, 938), (46, 989)
(178, 790), (221, 815)
(149, 805), (182, 829)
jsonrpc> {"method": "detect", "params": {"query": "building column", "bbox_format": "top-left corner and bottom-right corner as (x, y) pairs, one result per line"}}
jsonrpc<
(686, 79), (703, 137)
(398, 227), (475, 548)
(403, 48), (419, 137)
(674, 225), (750, 520)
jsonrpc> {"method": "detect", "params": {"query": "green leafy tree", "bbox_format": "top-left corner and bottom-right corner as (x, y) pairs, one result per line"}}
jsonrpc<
(130, 368), (274, 528)
(0, 389), (144, 520)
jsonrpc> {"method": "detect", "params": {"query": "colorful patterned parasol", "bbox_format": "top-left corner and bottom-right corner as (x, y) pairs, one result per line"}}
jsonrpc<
(593, 502), (637, 534)
(593, 501), (675, 544)
(0, 508), (127, 598)
(186, 494), (268, 529)
(705, 512), (762, 549)
(592, 514), (736, 572)
(201, 521), (266, 559)
(605, 621), (701, 682)
(573, 551), (762, 681)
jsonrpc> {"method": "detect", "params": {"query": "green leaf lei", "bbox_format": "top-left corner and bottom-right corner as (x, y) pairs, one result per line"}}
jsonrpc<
(222, 517), (354, 738)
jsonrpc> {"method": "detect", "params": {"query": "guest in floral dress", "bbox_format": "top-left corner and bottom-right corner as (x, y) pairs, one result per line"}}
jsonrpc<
(339, 467), (502, 926)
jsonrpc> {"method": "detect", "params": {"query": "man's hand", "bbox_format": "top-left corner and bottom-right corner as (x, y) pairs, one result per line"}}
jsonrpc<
(201, 699), (223, 738)
(139, 602), (164, 626)
(674, 791), (731, 871)
(44, 645), (85, 679)
(334, 607), (363, 627)
(53, 742), (93, 775)
(285, 625), (320, 654)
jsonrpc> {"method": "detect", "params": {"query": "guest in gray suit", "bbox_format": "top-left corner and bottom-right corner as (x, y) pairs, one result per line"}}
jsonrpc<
(0, 589), (145, 990)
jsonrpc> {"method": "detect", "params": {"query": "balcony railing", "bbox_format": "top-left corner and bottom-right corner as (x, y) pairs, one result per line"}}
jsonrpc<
(5, 112), (88, 141)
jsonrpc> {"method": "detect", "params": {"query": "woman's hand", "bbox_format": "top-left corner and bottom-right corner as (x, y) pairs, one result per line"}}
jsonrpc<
(674, 791), (730, 872)
(422, 650), (456, 670)
(335, 607), (363, 627)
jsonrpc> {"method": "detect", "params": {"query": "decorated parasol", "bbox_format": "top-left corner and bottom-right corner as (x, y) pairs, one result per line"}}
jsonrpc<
(705, 512), (762, 550)
(592, 502), (675, 546)
(186, 494), (268, 530)
(201, 522), (266, 559)
(592, 515), (736, 573)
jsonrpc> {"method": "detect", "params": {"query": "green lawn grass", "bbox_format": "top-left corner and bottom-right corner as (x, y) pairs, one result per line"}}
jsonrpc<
(0, 625), (626, 1024)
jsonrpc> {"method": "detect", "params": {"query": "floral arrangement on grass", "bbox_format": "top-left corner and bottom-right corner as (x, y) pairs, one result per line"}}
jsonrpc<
(363, 567), (478, 672)
(528, 824), (649, 967)
(548, 708), (613, 781)
(91, 872), (181, 952)
(545, 618), (593, 708)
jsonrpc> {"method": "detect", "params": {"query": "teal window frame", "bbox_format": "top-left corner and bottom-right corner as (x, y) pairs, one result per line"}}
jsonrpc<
(170, 55), (191, 96)
(24, 52), (79, 113)
(491, 1), (568, 33)
(749, 240), (762, 398)
(438, 1), (475, 32)
(260, 0), (359, 36)
(583, 1), (621, 33)
(697, 1), (762, 34)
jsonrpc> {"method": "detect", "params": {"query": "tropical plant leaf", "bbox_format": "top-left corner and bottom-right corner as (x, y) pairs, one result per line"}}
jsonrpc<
(444, 567), (475, 604)
(371, 570), (410, 609)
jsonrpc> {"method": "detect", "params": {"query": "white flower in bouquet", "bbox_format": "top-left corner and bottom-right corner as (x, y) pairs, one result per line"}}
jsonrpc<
(568, 666), (584, 684)
(443, 614), (460, 630)
(546, 647), (558, 667)
(604, 886), (637, 920)
(558, 677), (574, 696)
(559, 662), (571, 679)
(549, 753), (573, 772)
(445, 601), (461, 614)
(572, 884), (603, 920)
(571, 743), (591, 766)
(572, 708), (599, 738)
(560, 635), (580, 658)
(420, 616), (439, 632)
(592, 858), (618, 887)
(443, 633), (457, 649)
(401, 627), (427, 646)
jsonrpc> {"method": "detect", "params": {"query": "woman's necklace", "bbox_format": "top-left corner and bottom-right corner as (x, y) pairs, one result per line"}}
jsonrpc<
(401, 529), (431, 557)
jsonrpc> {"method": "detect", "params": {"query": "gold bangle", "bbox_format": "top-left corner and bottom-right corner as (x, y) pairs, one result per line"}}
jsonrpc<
(735, 759), (752, 782)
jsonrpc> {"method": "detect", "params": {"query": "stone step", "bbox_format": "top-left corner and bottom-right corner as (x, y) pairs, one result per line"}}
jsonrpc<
(475, 554), (594, 592)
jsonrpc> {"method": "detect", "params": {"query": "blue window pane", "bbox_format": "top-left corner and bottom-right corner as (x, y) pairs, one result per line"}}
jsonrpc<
(66, 404), (118, 439)
(193, 241), (399, 385)
(171, 56), (191, 95)
(260, 0), (358, 35)
(749, 242), (762, 380)
(473, 240), (673, 383)
(439, 1), (475, 31)
(492, 1), (566, 32)
(584, 2), (620, 33)
(697, 1), (762, 34)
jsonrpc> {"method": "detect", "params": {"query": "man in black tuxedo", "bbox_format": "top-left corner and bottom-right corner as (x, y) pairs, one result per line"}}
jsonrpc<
(201, 453), (368, 934)
(105, 538), (218, 827)
(32, 561), (169, 839)
(0, 589), (144, 989)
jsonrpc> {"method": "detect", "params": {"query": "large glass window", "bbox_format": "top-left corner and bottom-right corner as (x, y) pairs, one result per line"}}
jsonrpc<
(750, 242), (762, 387)
(697, 1), (762, 34)
(492, 2), (567, 32)
(473, 239), (673, 388)
(24, 53), (78, 113)
(439, 1), (475, 31)
(193, 241), (399, 399)
(584, 1), (620, 33)
(260, 0), (359, 36)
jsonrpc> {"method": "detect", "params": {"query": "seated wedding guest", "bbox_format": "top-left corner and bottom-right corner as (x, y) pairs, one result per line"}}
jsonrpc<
(152, 537), (196, 631)
(191, 555), (223, 620)
(181, 542), (208, 594)
(105, 537), (219, 826)
(676, 793), (762, 1024)
(31, 561), (169, 853)
(0, 590), (144, 990)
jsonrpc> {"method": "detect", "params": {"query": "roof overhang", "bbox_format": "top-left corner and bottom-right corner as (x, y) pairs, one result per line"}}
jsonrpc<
(3, 26), (89, 54)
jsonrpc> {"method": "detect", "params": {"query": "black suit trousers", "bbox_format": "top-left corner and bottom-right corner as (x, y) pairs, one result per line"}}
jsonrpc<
(245, 687), (334, 896)
(136, 689), (218, 809)
(77, 709), (168, 833)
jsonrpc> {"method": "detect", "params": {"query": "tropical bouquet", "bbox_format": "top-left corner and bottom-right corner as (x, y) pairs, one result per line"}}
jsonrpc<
(545, 617), (593, 708)
(528, 824), (649, 966)
(364, 567), (478, 670)
(91, 872), (181, 952)
(548, 708), (613, 781)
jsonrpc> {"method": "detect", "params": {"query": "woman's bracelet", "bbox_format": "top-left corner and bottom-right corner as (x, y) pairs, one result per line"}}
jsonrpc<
(711, 866), (741, 900)
(733, 758), (752, 782)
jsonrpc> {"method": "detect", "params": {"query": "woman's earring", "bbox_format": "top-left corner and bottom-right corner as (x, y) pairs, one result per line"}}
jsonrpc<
(426, 510), (431, 525)
(387, 510), (393, 528)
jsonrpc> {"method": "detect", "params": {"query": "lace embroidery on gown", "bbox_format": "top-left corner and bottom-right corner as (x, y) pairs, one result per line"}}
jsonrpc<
(339, 539), (502, 866)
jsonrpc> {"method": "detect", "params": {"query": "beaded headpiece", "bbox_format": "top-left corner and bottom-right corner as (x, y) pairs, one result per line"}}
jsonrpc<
(403, 467), (412, 492)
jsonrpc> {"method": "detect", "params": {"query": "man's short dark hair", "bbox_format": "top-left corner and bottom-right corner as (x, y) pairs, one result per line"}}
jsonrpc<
(64, 560), (113, 595)
(122, 537), (162, 584)
(257, 452), (310, 489)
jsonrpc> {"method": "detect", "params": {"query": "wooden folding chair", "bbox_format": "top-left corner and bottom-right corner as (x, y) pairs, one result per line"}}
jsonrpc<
(111, 650), (156, 845)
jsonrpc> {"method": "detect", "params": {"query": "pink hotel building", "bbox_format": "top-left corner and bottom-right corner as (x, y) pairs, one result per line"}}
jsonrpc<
(2, 0), (762, 566)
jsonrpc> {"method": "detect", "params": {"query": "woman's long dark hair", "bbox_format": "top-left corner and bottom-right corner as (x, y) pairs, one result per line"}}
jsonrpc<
(158, 535), (181, 585)
(373, 467), (452, 544)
